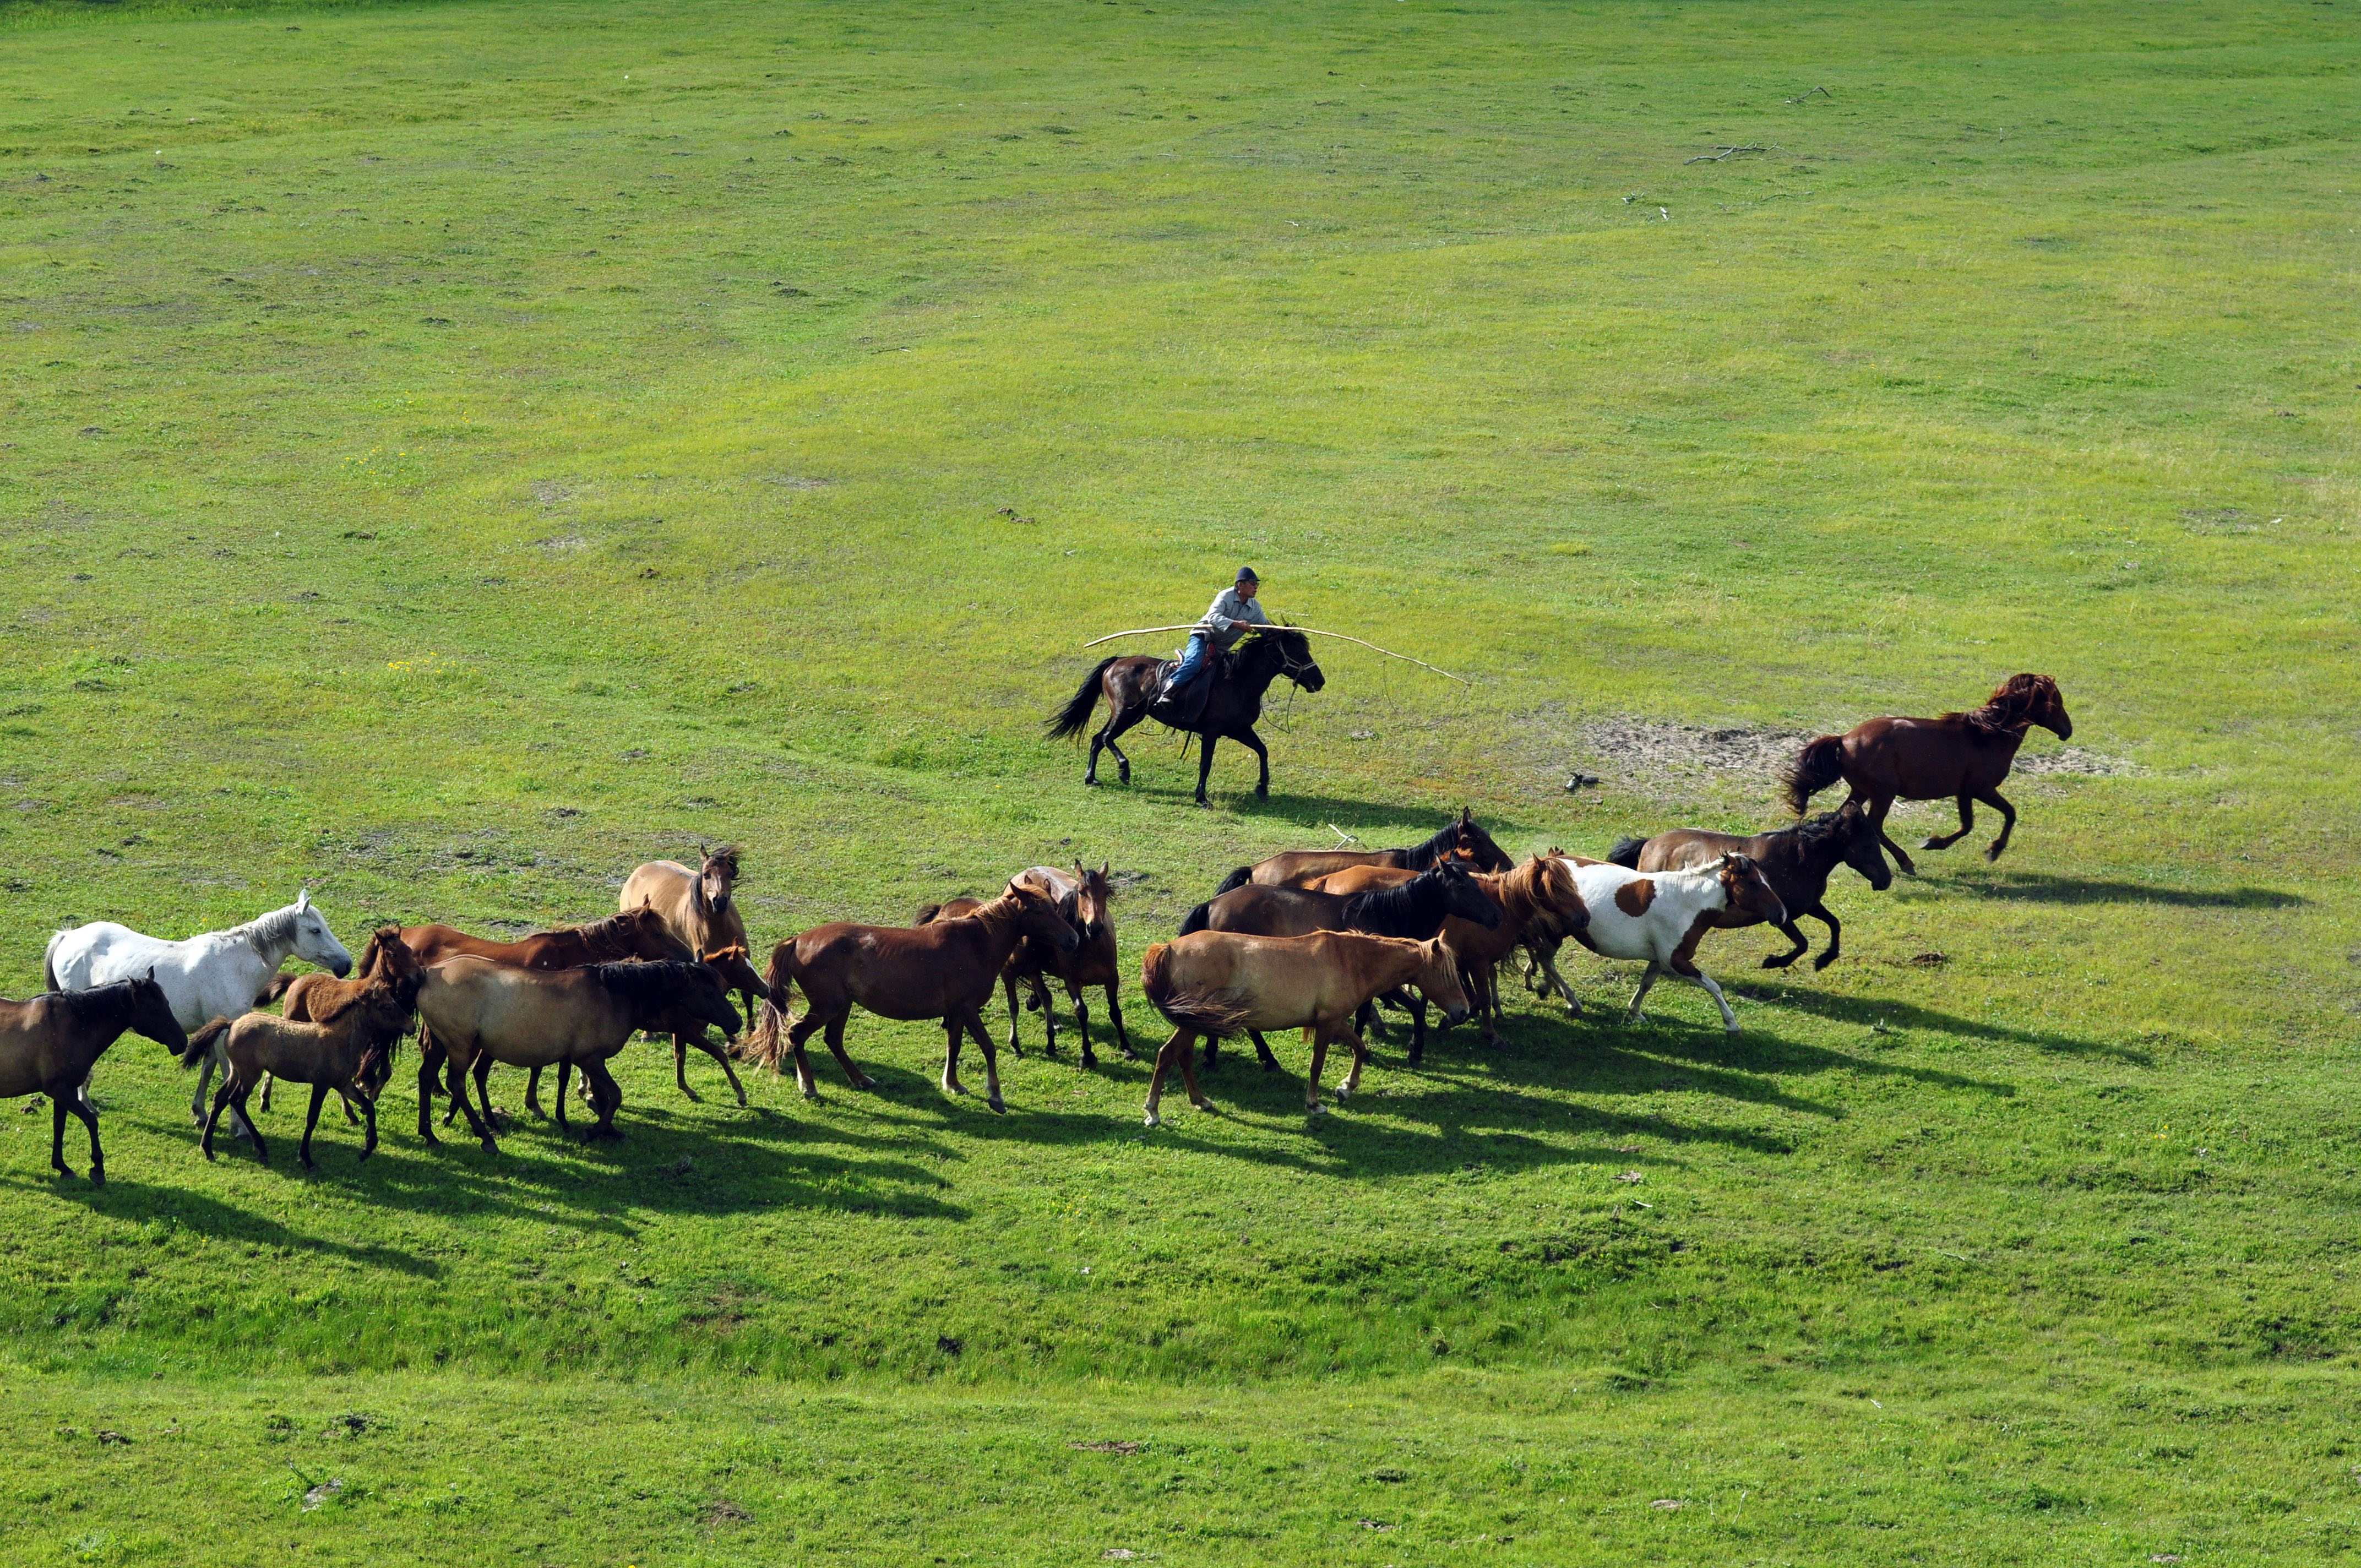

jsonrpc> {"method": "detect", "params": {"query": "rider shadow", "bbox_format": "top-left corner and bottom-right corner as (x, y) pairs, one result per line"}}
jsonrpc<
(1939, 869), (2306, 910)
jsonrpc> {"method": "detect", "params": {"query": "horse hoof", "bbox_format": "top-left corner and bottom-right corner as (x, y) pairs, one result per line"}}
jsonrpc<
(1760, 954), (1796, 970)
(855, 1076), (878, 1092)
(1143, 1110), (1161, 1129)
(1190, 1097), (1215, 1113)
(1985, 846), (2006, 863)
(1084, 776), (1099, 787)
(89, 1167), (104, 1186)
(1918, 836), (1946, 851)
(987, 1095), (1006, 1114)
(480, 1139), (499, 1156)
(1813, 953), (1838, 972)
(1306, 1103), (1327, 1118)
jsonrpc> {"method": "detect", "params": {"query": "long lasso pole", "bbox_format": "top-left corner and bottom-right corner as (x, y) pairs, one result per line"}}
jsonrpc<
(1079, 624), (1471, 686)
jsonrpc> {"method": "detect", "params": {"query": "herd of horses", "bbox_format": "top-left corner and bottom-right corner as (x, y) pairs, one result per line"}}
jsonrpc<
(0, 671), (2072, 1177)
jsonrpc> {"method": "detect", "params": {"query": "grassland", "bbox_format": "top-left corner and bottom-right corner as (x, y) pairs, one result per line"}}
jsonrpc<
(1, 0), (2358, 1560)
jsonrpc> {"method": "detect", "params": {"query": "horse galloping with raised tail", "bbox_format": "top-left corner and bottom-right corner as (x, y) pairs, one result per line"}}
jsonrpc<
(1780, 673), (2072, 875)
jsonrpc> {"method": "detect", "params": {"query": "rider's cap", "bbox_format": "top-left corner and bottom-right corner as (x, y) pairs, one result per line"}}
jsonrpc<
(1236, 565), (1259, 584)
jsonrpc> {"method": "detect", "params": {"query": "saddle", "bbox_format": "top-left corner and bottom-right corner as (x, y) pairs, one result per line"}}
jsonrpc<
(1150, 644), (1231, 727)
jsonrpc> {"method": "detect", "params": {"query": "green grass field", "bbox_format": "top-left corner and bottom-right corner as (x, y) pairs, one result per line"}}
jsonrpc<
(3, 0), (2358, 1560)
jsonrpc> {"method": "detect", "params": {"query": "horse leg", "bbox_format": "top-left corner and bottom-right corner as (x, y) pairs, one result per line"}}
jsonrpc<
(202, 1078), (235, 1161)
(822, 1014), (875, 1091)
(1194, 733), (1219, 807)
(358, 1090), (378, 1162)
(1107, 984), (1135, 1060)
(1405, 992), (1430, 1068)
(524, 1064), (546, 1120)
(1069, 981), (1096, 1069)
(302, 1082), (329, 1170)
(1103, 701), (1144, 786)
(941, 1014), (967, 1098)
(1475, 962), (1501, 1046)
(1249, 1030), (1280, 1071)
(554, 1061), (572, 1134)
(1336, 1024), (1372, 1101)
(472, 1052), (503, 1129)
(1921, 792), (1977, 852)
(584, 1058), (625, 1140)
(1236, 725), (1271, 801)
(1865, 794), (1916, 877)
(1760, 921), (1811, 968)
(1977, 785), (2019, 862)
(1685, 968), (1740, 1033)
(670, 1027), (704, 1102)
(1305, 1026), (1330, 1116)
(233, 1080), (268, 1166)
(260, 1072), (273, 1114)
(50, 1094), (74, 1180)
(442, 1046), (499, 1155)
(969, 1007), (1006, 1114)
(1033, 974), (1057, 1057)
(1805, 903), (1844, 970)
(188, 1040), (215, 1128)
(694, 1031), (749, 1107)
(1143, 1028), (1196, 1127)
(415, 1047), (441, 1145)
(1001, 972), (1026, 1058)
(1626, 963), (1661, 1023)
(1538, 946), (1584, 1015)
(67, 1092), (104, 1185)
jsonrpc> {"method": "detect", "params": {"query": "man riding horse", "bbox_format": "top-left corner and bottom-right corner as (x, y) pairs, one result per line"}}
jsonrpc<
(1157, 567), (1272, 725)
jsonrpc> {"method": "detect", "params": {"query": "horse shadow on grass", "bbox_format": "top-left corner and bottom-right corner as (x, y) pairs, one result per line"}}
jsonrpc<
(1717, 981), (2152, 1066)
(1941, 869), (2305, 911)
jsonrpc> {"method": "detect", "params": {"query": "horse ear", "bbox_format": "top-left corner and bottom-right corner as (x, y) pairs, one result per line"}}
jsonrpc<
(297, 889), (312, 910)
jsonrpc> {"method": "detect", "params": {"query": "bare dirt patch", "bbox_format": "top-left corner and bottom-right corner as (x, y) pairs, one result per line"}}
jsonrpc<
(2015, 745), (2141, 777)
(1576, 716), (1816, 779)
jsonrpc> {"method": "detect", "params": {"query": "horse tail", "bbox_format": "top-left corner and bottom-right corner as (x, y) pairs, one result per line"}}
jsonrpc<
(738, 941), (800, 1070)
(1781, 735), (1847, 815)
(1140, 943), (1254, 1037)
(1178, 901), (1212, 938)
(912, 902), (945, 927)
(41, 930), (64, 993)
(1211, 864), (1253, 896)
(1046, 658), (1120, 741)
(181, 1016), (231, 1070)
(1607, 836), (1647, 869)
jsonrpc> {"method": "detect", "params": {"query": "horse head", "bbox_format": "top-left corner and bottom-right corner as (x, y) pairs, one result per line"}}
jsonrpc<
(290, 891), (355, 977)
(692, 843), (740, 919)
(1074, 862), (1114, 943)
(1261, 628), (1324, 693)
(1715, 854), (1789, 928)
(695, 942), (773, 1005)
(1007, 878), (1083, 957)
(1450, 808), (1515, 873)
(674, 959), (744, 1038)
(1429, 861), (1504, 930)
(129, 967), (188, 1055)
(1835, 802), (1894, 891)
(1988, 673), (2072, 741)
(1413, 937), (1473, 1027)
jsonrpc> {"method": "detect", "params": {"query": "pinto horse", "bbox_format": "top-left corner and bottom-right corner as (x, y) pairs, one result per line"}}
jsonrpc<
(1047, 628), (1325, 806)
(1214, 807), (1515, 894)
(743, 880), (1081, 1112)
(1138, 930), (1471, 1125)
(1608, 801), (1891, 972)
(1555, 856), (1787, 1033)
(1781, 673), (2073, 875)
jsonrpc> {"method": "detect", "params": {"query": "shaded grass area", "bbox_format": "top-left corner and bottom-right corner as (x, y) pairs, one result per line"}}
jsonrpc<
(2, 0), (2359, 1559)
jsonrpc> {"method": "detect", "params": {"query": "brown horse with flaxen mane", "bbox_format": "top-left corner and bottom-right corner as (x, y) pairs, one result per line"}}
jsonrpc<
(1780, 673), (2072, 875)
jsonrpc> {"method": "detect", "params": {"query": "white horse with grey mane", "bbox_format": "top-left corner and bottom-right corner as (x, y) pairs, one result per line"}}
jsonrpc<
(45, 891), (353, 1126)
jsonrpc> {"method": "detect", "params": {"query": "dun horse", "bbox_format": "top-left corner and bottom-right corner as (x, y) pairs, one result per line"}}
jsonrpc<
(1178, 859), (1504, 1067)
(620, 846), (765, 1028)
(743, 880), (1080, 1112)
(1048, 628), (1325, 805)
(404, 908), (761, 1108)
(1216, 807), (1515, 892)
(1138, 931), (1471, 1126)
(917, 864), (1133, 1068)
(1781, 673), (2073, 874)
(415, 959), (742, 1147)
(0, 972), (184, 1184)
(1607, 801), (1891, 971)
(189, 976), (414, 1168)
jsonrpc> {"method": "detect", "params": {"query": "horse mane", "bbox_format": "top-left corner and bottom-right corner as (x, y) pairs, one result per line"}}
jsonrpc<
(566, 910), (661, 947)
(1398, 821), (1462, 870)
(1342, 869), (1446, 934)
(232, 902), (302, 952)
(50, 978), (135, 1020)
(590, 959), (701, 1005)
(1772, 810), (1854, 854)
(1951, 673), (2053, 738)
(705, 844), (742, 880)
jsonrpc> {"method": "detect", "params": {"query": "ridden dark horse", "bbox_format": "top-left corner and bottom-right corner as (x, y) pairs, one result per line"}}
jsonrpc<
(1609, 801), (1892, 971)
(1781, 673), (2073, 876)
(1047, 629), (1325, 805)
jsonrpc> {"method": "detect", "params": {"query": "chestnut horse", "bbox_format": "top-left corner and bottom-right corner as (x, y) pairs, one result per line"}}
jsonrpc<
(1608, 801), (1891, 971)
(403, 908), (761, 1108)
(265, 924), (427, 1119)
(1047, 628), (1325, 805)
(1213, 807), (1514, 894)
(1781, 673), (2073, 875)
(1138, 930), (1471, 1125)
(917, 864), (1134, 1069)
(0, 972), (184, 1184)
(190, 976), (414, 1168)
(743, 880), (1081, 1112)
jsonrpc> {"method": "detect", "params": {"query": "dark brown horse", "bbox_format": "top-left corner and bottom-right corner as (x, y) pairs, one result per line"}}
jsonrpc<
(404, 909), (763, 1109)
(1781, 673), (2072, 875)
(917, 864), (1134, 1069)
(1047, 628), (1325, 805)
(742, 880), (1081, 1112)
(1608, 801), (1892, 971)
(0, 972), (184, 1184)
(1213, 807), (1515, 894)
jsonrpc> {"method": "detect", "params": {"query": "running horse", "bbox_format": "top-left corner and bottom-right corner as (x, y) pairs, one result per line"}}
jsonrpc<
(1047, 628), (1325, 806)
(1781, 673), (2073, 875)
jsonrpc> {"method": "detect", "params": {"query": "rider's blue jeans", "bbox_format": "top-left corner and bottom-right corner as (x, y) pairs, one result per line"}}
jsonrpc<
(1170, 632), (1210, 689)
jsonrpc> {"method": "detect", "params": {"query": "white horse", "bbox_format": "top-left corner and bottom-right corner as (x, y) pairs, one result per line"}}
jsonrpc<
(1555, 855), (1787, 1033)
(45, 891), (353, 1124)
